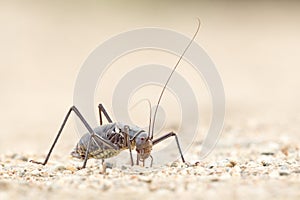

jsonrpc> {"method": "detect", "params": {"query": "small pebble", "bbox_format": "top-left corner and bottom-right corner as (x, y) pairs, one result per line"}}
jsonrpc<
(293, 170), (300, 174)
(105, 162), (114, 169)
(170, 162), (179, 167)
(66, 165), (77, 172)
(281, 146), (289, 156)
(121, 165), (128, 170)
(258, 156), (273, 166)
(53, 165), (66, 172)
(261, 152), (275, 156)
(279, 171), (290, 176)
(231, 166), (241, 177)
(279, 166), (290, 176)
(138, 176), (152, 183)
(30, 169), (41, 176)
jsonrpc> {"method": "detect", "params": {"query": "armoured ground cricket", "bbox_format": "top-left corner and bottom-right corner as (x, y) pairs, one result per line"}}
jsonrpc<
(30, 19), (201, 170)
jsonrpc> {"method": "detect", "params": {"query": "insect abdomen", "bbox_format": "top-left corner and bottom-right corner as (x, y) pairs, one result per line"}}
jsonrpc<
(71, 123), (132, 160)
(88, 148), (121, 159)
(71, 140), (123, 160)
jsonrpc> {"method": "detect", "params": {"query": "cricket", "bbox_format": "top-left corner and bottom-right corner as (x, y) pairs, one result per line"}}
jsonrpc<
(30, 19), (201, 169)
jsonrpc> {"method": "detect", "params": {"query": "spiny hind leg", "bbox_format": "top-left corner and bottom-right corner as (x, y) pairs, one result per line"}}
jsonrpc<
(30, 106), (118, 169)
(98, 103), (113, 125)
(30, 106), (89, 166)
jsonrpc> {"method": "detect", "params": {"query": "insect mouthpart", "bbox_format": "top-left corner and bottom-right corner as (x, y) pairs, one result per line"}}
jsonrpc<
(135, 131), (153, 162)
(136, 139), (153, 160)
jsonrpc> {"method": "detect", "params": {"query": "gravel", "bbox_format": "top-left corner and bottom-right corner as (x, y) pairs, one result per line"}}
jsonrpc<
(1, 145), (299, 200)
(1, 119), (300, 200)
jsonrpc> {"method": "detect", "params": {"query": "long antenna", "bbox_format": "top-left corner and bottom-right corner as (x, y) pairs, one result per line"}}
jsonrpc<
(150, 19), (201, 139)
(147, 100), (152, 137)
(129, 98), (152, 137)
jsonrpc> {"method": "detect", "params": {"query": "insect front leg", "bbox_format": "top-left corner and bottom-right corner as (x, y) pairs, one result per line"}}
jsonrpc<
(152, 132), (185, 163)
(136, 154), (139, 165)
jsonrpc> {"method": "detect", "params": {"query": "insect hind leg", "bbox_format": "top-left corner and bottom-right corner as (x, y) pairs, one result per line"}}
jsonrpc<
(152, 132), (185, 163)
(30, 106), (118, 169)
(30, 106), (75, 166)
(98, 103), (113, 125)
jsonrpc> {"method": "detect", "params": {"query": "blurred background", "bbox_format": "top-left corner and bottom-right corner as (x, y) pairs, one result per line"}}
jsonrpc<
(0, 0), (299, 155)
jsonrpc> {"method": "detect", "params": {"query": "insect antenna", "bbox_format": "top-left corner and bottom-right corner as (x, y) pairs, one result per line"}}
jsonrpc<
(150, 19), (201, 140)
(147, 99), (152, 139)
(129, 98), (152, 138)
(139, 99), (153, 138)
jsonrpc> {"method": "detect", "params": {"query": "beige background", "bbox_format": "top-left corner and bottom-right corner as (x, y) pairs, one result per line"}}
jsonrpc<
(0, 0), (300, 154)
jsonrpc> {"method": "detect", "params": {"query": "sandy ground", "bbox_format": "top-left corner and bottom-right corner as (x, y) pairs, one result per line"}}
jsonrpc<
(1, 116), (299, 200)
(1, 1), (300, 200)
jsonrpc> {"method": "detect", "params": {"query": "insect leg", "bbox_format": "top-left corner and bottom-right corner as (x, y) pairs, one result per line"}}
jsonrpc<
(98, 103), (113, 125)
(30, 106), (118, 169)
(152, 132), (185, 163)
(124, 125), (134, 166)
(30, 106), (74, 165)
(101, 159), (106, 174)
(149, 155), (153, 167)
(136, 154), (140, 165)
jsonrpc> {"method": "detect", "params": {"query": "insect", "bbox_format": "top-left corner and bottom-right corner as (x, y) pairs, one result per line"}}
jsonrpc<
(30, 19), (201, 169)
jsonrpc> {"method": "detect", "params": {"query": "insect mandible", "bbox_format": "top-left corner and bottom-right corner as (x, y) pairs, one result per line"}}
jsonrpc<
(30, 19), (201, 169)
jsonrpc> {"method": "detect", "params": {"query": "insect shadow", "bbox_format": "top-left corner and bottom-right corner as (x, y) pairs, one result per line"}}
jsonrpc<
(30, 19), (201, 169)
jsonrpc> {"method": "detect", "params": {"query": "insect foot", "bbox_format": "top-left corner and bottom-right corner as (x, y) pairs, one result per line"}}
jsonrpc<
(29, 160), (46, 165)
